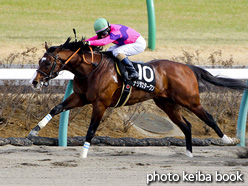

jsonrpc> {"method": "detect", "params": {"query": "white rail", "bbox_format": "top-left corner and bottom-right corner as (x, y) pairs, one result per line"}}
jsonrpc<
(0, 69), (74, 80)
(0, 68), (248, 80)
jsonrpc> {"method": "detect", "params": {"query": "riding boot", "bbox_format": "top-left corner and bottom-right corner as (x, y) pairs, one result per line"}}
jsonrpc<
(121, 57), (139, 80)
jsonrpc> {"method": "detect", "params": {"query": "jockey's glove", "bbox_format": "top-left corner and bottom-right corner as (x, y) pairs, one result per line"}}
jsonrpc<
(85, 41), (90, 45)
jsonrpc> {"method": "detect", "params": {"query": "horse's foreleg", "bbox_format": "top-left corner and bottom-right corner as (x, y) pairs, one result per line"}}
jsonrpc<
(28, 93), (86, 137)
(81, 101), (106, 158)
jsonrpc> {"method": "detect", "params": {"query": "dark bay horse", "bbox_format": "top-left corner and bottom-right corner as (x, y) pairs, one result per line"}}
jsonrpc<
(29, 38), (248, 158)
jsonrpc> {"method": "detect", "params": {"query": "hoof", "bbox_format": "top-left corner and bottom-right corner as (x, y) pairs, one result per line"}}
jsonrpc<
(186, 150), (193, 158)
(28, 130), (38, 139)
(221, 134), (234, 145)
(80, 151), (88, 159)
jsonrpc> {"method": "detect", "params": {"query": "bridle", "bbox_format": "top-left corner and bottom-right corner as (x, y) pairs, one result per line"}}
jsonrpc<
(36, 53), (63, 85)
(36, 46), (103, 85)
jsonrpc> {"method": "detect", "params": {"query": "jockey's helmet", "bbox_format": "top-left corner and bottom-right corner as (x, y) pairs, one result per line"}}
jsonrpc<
(94, 18), (110, 34)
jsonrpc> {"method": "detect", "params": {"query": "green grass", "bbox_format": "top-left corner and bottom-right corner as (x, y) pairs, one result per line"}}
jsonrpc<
(155, 0), (248, 46)
(0, 0), (248, 47)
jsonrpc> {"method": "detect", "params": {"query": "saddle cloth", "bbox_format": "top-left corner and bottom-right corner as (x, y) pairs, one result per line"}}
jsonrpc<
(114, 60), (156, 108)
(115, 60), (156, 91)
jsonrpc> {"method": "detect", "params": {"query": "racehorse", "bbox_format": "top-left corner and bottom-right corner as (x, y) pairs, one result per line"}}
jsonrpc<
(29, 38), (248, 158)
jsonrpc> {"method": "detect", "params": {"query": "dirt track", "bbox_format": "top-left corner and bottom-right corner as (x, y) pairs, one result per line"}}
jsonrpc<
(0, 145), (247, 186)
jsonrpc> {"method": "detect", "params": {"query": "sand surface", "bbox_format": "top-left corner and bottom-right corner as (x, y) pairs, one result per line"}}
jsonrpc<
(0, 145), (248, 186)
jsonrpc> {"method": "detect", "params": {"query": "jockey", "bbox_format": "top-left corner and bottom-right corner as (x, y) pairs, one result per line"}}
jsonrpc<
(85, 18), (146, 80)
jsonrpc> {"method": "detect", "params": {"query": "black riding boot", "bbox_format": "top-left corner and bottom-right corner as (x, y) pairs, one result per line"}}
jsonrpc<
(121, 57), (139, 80)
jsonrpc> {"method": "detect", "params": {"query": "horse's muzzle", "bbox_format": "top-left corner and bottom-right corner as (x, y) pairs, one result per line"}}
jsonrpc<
(32, 80), (39, 88)
(32, 80), (49, 90)
(31, 80), (42, 90)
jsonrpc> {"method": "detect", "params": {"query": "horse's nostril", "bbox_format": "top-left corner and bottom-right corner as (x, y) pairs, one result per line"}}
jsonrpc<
(32, 81), (38, 87)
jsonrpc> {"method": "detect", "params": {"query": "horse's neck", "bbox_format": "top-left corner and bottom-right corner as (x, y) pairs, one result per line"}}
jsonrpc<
(63, 53), (89, 77)
(62, 50), (115, 78)
(66, 52), (104, 77)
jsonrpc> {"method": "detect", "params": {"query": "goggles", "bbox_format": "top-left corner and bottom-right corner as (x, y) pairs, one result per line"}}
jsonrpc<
(97, 29), (110, 39)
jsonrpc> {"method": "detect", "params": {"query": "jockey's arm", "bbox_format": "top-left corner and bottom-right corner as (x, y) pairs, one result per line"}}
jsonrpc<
(85, 33), (120, 46)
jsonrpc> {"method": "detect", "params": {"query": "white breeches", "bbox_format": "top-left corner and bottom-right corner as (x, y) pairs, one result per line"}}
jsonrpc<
(107, 35), (146, 57)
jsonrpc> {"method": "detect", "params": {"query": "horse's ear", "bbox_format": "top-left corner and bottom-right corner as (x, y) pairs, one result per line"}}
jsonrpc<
(45, 42), (49, 52)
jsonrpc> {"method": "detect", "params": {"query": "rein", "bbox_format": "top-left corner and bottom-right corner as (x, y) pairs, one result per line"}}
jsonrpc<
(64, 47), (81, 65)
(77, 52), (103, 79)
(82, 46), (94, 65)
(64, 46), (94, 65)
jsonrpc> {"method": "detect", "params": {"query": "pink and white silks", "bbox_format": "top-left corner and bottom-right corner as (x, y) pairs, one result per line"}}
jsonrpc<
(86, 24), (146, 57)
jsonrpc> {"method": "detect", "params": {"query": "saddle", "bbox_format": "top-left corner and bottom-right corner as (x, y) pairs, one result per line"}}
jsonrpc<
(114, 58), (156, 108)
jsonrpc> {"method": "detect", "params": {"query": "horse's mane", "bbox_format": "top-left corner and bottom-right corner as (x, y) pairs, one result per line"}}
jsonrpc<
(47, 37), (103, 53)
(62, 37), (103, 52)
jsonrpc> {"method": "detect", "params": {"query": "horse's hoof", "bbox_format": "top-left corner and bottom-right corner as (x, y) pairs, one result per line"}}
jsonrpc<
(221, 134), (234, 144)
(28, 130), (38, 139)
(186, 150), (193, 158)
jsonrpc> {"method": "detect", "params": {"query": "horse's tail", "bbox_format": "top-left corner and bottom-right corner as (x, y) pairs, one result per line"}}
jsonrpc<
(187, 65), (248, 90)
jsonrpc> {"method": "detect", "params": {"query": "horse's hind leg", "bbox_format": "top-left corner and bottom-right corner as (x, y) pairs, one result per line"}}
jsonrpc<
(153, 98), (193, 157)
(188, 104), (234, 144)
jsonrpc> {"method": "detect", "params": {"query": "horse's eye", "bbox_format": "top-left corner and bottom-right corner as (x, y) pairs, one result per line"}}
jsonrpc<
(40, 57), (51, 66)
(45, 61), (52, 66)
